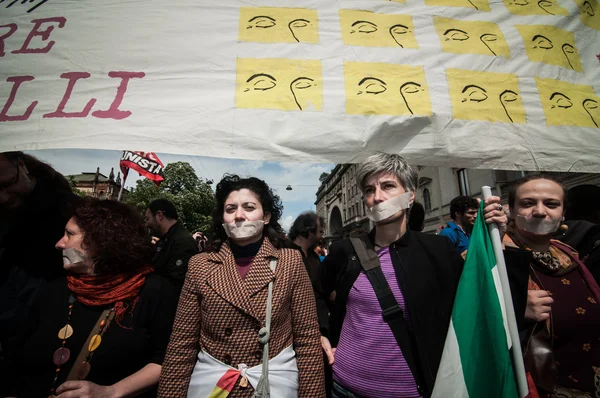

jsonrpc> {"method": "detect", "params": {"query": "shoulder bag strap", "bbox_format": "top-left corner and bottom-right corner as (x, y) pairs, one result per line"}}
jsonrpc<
(254, 257), (277, 397)
(349, 235), (424, 394)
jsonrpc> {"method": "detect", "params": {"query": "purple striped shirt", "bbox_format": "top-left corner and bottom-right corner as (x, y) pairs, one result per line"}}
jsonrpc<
(332, 247), (421, 398)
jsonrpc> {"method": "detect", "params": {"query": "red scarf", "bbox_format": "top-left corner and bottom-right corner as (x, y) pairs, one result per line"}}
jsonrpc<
(67, 265), (154, 327)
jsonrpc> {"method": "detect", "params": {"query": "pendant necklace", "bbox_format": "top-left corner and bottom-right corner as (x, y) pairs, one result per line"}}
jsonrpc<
(50, 294), (115, 395)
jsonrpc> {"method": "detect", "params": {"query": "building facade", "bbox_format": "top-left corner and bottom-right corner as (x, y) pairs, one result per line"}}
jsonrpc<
(315, 164), (600, 238)
(315, 164), (372, 240)
(68, 167), (124, 200)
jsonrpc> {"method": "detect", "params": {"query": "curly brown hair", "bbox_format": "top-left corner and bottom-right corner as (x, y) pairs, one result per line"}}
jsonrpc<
(72, 198), (153, 274)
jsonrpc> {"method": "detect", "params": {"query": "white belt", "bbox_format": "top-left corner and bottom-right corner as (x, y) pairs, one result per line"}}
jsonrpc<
(187, 344), (299, 397)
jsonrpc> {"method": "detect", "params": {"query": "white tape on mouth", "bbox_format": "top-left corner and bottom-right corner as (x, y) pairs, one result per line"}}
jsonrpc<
(62, 248), (87, 265)
(223, 220), (265, 239)
(366, 192), (412, 222)
(515, 215), (561, 235)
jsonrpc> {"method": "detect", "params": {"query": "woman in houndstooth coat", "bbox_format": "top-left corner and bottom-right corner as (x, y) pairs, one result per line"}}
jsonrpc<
(158, 175), (325, 398)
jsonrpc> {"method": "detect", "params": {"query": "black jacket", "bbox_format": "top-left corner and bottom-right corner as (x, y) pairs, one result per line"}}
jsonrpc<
(152, 221), (198, 292)
(320, 229), (531, 397)
(0, 175), (80, 356)
(285, 240), (330, 330)
(558, 220), (600, 284)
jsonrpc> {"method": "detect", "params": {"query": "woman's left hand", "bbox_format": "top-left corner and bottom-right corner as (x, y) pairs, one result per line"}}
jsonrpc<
(55, 381), (116, 398)
(481, 196), (507, 238)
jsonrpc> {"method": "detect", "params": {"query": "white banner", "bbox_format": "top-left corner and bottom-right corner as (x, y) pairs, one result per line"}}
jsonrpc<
(0, 0), (599, 171)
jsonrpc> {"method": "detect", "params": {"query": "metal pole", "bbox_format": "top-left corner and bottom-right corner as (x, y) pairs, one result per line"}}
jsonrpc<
(117, 171), (127, 202)
(482, 186), (528, 397)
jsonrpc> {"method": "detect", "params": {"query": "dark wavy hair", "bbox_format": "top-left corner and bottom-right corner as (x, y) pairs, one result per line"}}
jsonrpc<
(289, 211), (324, 241)
(2, 151), (72, 193)
(211, 174), (286, 249)
(72, 198), (153, 274)
(449, 196), (479, 220)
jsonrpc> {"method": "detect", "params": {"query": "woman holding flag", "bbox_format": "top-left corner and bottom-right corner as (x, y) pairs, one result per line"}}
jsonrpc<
(505, 175), (600, 397)
(319, 153), (530, 398)
(158, 174), (325, 397)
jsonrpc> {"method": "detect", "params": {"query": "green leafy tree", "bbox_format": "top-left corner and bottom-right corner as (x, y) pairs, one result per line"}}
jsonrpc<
(125, 162), (215, 233)
(67, 176), (87, 197)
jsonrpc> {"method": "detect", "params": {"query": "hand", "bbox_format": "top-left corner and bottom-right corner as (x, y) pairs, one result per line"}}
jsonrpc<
(321, 336), (336, 365)
(55, 381), (116, 398)
(481, 196), (507, 238)
(150, 236), (160, 245)
(525, 290), (554, 323)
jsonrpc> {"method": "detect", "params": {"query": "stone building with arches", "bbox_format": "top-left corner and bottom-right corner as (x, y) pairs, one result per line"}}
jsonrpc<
(316, 163), (600, 238)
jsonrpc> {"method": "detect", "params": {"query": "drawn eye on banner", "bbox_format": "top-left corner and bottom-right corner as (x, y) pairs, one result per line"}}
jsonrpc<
(502, 0), (568, 16)
(239, 7), (319, 43)
(1, 0), (49, 13)
(536, 78), (600, 127)
(446, 69), (525, 124)
(344, 62), (431, 116)
(434, 17), (510, 58)
(425, 0), (491, 12)
(574, 0), (600, 30)
(236, 58), (323, 111)
(516, 25), (582, 72)
(338, 10), (418, 48)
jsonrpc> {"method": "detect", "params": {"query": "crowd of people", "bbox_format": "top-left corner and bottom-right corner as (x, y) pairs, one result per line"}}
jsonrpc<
(0, 150), (599, 397)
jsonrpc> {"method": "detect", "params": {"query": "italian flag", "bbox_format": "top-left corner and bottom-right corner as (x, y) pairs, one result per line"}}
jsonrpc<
(207, 369), (240, 398)
(431, 202), (518, 398)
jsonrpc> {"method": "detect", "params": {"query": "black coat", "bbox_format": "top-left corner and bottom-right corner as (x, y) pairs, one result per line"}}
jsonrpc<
(0, 176), (80, 355)
(152, 221), (198, 292)
(320, 228), (531, 397)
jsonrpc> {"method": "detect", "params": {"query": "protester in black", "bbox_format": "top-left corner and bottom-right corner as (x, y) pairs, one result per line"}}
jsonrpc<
(144, 199), (198, 292)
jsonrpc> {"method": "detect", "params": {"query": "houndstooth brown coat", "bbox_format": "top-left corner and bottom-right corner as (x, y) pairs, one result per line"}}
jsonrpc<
(158, 238), (326, 397)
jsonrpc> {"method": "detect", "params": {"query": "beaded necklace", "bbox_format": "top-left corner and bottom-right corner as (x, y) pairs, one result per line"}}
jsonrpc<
(50, 294), (115, 395)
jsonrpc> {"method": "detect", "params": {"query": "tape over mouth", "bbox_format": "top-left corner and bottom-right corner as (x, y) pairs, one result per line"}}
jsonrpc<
(366, 192), (412, 222)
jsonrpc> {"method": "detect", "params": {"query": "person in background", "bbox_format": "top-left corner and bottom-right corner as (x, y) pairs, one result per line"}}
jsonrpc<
(0, 152), (80, 366)
(408, 201), (425, 232)
(192, 231), (209, 253)
(287, 211), (332, 396)
(439, 195), (479, 254)
(558, 184), (600, 283)
(5, 198), (177, 397)
(505, 175), (600, 397)
(159, 174), (325, 397)
(287, 212), (328, 324)
(144, 199), (198, 292)
(319, 153), (529, 398)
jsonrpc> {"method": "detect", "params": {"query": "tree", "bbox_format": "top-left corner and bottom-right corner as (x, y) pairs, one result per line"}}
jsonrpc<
(67, 176), (87, 197)
(125, 162), (215, 233)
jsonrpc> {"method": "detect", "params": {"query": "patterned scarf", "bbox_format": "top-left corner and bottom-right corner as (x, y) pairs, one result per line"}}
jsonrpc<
(67, 265), (154, 327)
(506, 228), (576, 275)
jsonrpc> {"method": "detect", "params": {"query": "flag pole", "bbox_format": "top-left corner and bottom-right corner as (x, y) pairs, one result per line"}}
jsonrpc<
(117, 170), (128, 202)
(482, 186), (528, 397)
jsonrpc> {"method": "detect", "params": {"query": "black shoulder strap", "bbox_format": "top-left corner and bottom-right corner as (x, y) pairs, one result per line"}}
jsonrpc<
(349, 235), (424, 393)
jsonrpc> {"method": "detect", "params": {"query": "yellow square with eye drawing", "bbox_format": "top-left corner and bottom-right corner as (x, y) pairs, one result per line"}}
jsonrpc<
(434, 17), (510, 58)
(338, 10), (418, 48)
(516, 25), (582, 72)
(446, 69), (525, 124)
(239, 7), (319, 43)
(503, 0), (568, 16)
(425, 0), (491, 12)
(573, 0), (600, 30)
(536, 78), (600, 128)
(236, 58), (323, 112)
(344, 62), (432, 116)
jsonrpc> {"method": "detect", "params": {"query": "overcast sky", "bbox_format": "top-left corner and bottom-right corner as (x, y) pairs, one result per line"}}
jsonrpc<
(27, 149), (334, 232)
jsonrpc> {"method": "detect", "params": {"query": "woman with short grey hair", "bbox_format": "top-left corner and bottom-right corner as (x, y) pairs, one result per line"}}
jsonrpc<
(319, 152), (528, 398)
